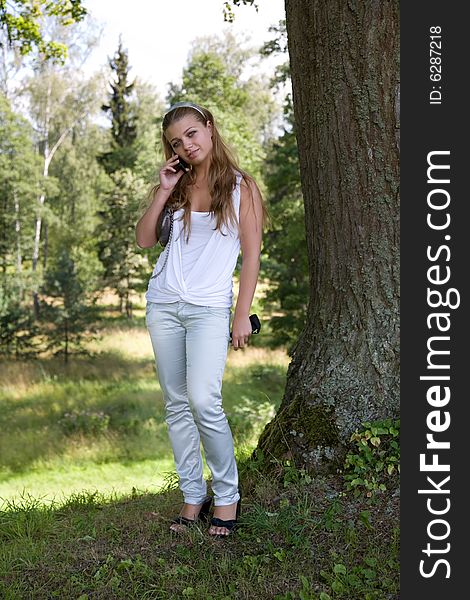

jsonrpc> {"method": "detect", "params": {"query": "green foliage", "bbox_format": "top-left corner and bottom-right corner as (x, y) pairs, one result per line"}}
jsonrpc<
(0, 0), (87, 61)
(99, 40), (138, 174)
(91, 553), (154, 591)
(262, 125), (308, 351)
(0, 94), (44, 357)
(96, 169), (148, 316)
(322, 499), (343, 533)
(0, 93), (43, 270)
(0, 282), (41, 357)
(260, 19), (290, 91)
(342, 419), (400, 497)
(274, 576), (317, 600)
(258, 21), (309, 352)
(132, 81), (165, 183)
(166, 32), (278, 184)
(170, 49), (248, 108)
(281, 460), (312, 488)
(319, 557), (398, 599)
(40, 248), (97, 362)
(223, 0), (258, 23)
(23, 54), (106, 335)
(46, 124), (106, 296)
(96, 42), (150, 313)
(59, 410), (110, 435)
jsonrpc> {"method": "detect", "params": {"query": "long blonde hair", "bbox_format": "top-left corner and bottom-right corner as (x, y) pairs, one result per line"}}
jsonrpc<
(149, 103), (269, 242)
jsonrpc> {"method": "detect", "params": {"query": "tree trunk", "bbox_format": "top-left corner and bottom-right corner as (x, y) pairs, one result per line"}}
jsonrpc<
(64, 317), (69, 364)
(31, 74), (79, 319)
(14, 190), (22, 273)
(126, 276), (132, 319)
(255, 0), (400, 474)
(43, 222), (48, 269)
(32, 77), (51, 319)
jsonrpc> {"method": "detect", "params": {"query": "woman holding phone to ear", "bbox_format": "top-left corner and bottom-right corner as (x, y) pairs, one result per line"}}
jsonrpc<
(135, 102), (267, 537)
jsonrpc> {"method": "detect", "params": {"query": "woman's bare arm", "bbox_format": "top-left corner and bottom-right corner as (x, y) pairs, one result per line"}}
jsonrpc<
(231, 178), (264, 350)
(135, 154), (187, 248)
(135, 187), (171, 248)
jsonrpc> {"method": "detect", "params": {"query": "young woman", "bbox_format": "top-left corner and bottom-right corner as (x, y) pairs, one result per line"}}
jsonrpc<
(136, 101), (267, 537)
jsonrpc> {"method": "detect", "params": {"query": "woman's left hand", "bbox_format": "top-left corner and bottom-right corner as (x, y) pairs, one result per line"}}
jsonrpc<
(231, 314), (252, 351)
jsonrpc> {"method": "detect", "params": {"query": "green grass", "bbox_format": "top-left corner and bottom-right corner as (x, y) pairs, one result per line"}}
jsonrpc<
(0, 316), (289, 505)
(0, 470), (399, 599)
(0, 305), (399, 598)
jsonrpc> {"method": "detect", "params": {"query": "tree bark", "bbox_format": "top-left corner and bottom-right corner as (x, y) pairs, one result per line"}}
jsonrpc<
(14, 190), (22, 273)
(255, 0), (400, 474)
(32, 76), (51, 319)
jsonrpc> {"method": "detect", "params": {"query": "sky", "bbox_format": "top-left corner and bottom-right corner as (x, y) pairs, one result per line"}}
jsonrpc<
(82, 0), (286, 100)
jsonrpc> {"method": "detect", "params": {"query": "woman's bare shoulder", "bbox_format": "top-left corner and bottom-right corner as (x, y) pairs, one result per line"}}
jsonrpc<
(239, 174), (262, 203)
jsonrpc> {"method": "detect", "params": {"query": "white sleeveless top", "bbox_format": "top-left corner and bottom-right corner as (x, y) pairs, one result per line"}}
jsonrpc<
(145, 172), (242, 307)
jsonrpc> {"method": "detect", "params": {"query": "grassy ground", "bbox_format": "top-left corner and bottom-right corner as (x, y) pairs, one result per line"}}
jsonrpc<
(0, 306), (288, 503)
(0, 468), (399, 599)
(0, 299), (399, 598)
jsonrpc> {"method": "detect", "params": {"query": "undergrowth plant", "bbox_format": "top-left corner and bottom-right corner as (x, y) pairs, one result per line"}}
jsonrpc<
(342, 419), (400, 497)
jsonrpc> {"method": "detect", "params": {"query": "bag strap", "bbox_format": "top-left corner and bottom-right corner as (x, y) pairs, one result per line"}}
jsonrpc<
(149, 210), (174, 280)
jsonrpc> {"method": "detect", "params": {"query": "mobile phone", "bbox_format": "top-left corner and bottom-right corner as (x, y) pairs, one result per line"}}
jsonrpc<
(229, 314), (261, 341)
(175, 157), (190, 172)
(249, 314), (261, 334)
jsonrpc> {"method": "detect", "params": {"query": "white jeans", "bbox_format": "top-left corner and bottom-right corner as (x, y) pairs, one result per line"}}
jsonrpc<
(146, 300), (240, 506)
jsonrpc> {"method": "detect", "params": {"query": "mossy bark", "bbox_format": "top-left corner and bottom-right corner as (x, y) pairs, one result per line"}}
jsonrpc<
(255, 0), (400, 475)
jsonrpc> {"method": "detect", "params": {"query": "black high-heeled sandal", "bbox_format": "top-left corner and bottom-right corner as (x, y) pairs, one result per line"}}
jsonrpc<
(208, 489), (242, 538)
(170, 495), (213, 532)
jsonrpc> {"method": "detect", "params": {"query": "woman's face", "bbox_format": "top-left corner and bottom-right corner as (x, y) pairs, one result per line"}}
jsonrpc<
(165, 114), (213, 165)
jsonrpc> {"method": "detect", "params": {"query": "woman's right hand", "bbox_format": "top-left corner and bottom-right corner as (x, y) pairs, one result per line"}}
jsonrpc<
(159, 154), (189, 191)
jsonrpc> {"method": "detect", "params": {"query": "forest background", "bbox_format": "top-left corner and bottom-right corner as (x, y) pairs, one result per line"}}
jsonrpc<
(0, 2), (399, 598)
(0, 1), (305, 502)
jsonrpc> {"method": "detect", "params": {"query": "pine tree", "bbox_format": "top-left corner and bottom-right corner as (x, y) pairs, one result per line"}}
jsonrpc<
(96, 169), (146, 318)
(99, 38), (138, 174)
(40, 248), (95, 363)
(0, 93), (43, 357)
(97, 40), (148, 317)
